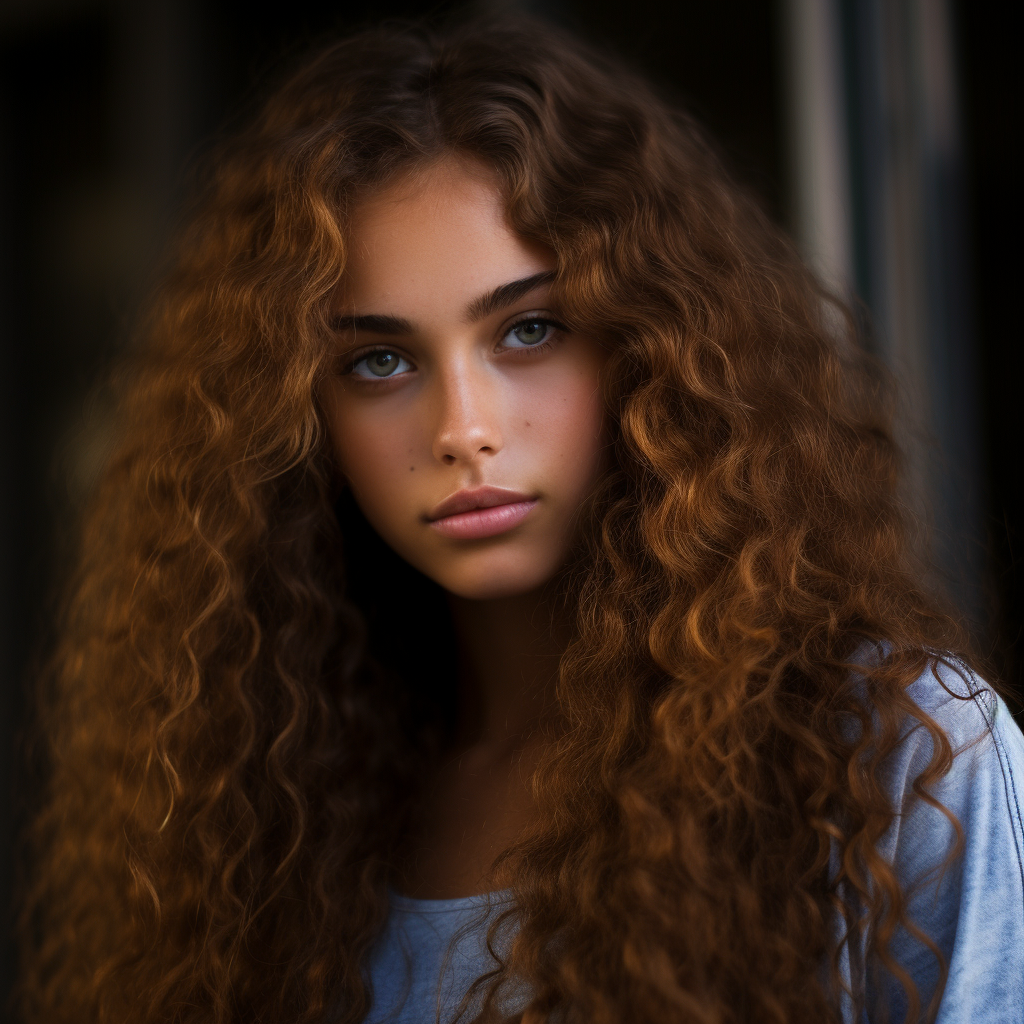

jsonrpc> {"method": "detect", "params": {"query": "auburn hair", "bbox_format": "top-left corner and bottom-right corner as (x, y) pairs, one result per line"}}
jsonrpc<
(19, 16), (975, 1024)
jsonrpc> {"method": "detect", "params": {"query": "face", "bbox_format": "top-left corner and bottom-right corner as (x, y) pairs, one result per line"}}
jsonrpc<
(323, 158), (608, 601)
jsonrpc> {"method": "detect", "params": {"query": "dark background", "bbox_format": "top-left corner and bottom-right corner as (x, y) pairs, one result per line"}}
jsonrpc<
(0, 0), (1015, 1016)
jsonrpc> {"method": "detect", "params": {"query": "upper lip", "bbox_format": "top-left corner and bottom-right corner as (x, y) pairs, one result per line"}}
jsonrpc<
(426, 486), (536, 521)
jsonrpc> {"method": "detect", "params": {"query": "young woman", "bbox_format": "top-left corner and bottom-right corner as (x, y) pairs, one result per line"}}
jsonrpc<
(18, 17), (1023, 1024)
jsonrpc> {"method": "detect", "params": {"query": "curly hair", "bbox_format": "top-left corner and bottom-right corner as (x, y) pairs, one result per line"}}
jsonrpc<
(18, 16), (977, 1024)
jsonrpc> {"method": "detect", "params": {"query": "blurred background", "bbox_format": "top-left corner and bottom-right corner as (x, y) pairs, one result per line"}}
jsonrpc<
(0, 0), (1015, 1014)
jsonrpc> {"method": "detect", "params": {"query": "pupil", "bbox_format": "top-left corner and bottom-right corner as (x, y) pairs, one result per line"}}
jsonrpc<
(516, 321), (545, 344)
(370, 352), (396, 376)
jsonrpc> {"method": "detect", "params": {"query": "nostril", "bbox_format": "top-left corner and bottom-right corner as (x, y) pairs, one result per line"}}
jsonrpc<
(442, 454), (456, 465)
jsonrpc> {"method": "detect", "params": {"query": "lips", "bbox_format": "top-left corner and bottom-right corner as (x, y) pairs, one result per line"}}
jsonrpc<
(426, 486), (538, 540)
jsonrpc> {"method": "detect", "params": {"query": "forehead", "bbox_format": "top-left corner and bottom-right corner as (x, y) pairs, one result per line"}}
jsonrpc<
(337, 157), (553, 316)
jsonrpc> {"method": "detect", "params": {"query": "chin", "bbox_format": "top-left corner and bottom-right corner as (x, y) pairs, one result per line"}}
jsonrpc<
(428, 550), (561, 601)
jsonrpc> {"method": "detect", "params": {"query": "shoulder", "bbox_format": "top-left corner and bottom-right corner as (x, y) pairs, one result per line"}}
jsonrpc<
(904, 657), (1021, 752)
(893, 659), (1024, 838)
(868, 657), (1024, 1023)
(874, 656), (1024, 873)
(848, 646), (1023, 805)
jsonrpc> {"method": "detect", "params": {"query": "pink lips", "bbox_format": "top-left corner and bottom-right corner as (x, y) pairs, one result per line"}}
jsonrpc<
(427, 486), (538, 540)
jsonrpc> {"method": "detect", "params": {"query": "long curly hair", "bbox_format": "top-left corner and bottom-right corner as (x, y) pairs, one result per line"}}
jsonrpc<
(18, 17), (977, 1024)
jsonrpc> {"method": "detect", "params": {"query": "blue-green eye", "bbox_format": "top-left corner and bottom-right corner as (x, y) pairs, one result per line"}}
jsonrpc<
(350, 349), (412, 379)
(503, 318), (558, 349)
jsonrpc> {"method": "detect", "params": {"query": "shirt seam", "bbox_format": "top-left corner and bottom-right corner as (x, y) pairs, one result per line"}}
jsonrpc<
(965, 673), (1024, 909)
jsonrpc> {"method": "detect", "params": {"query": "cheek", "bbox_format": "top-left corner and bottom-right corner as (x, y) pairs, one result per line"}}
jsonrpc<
(519, 362), (606, 484)
(327, 399), (416, 513)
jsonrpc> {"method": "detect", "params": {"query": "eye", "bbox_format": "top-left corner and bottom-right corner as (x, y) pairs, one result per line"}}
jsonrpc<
(501, 318), (561, 350)
(349, 349), (412, 379)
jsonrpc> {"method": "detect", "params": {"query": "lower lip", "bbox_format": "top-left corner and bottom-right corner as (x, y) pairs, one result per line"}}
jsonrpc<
(429, 500), (538, 540)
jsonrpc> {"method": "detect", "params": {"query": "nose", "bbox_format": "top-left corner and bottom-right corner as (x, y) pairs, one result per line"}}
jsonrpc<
(431, 359), (502, 467)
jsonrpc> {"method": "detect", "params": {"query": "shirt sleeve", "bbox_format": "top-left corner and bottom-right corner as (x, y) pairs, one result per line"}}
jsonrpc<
(865, 661), (1024, 1023)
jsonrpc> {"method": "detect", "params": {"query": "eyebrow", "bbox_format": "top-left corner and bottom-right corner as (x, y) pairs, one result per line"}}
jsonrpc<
(329, 270), (556, 336)
(329, 313), (413, 335)
(463, 270), (556, 322)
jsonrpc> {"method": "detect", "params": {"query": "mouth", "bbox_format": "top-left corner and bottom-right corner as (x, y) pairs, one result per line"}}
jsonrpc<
(426, 486), (538, 541)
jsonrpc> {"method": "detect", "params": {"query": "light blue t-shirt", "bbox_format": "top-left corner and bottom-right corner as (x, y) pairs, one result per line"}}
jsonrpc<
(363, 662), (1024, 1023)
(363, 889), (518, 1024)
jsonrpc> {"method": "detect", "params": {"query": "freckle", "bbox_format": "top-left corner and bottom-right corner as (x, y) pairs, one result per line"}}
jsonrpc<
(409, 466), (415, 472)
(525, 421), (531, 427)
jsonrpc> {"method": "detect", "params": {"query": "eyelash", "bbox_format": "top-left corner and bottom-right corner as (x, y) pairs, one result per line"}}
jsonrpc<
(339, 315), (568, 380)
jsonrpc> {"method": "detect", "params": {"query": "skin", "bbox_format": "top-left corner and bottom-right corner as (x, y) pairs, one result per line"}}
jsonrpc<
(323, 157), (608, 897)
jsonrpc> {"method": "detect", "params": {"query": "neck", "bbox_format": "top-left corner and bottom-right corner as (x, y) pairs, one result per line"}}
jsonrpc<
(448, 583), (570, 750)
